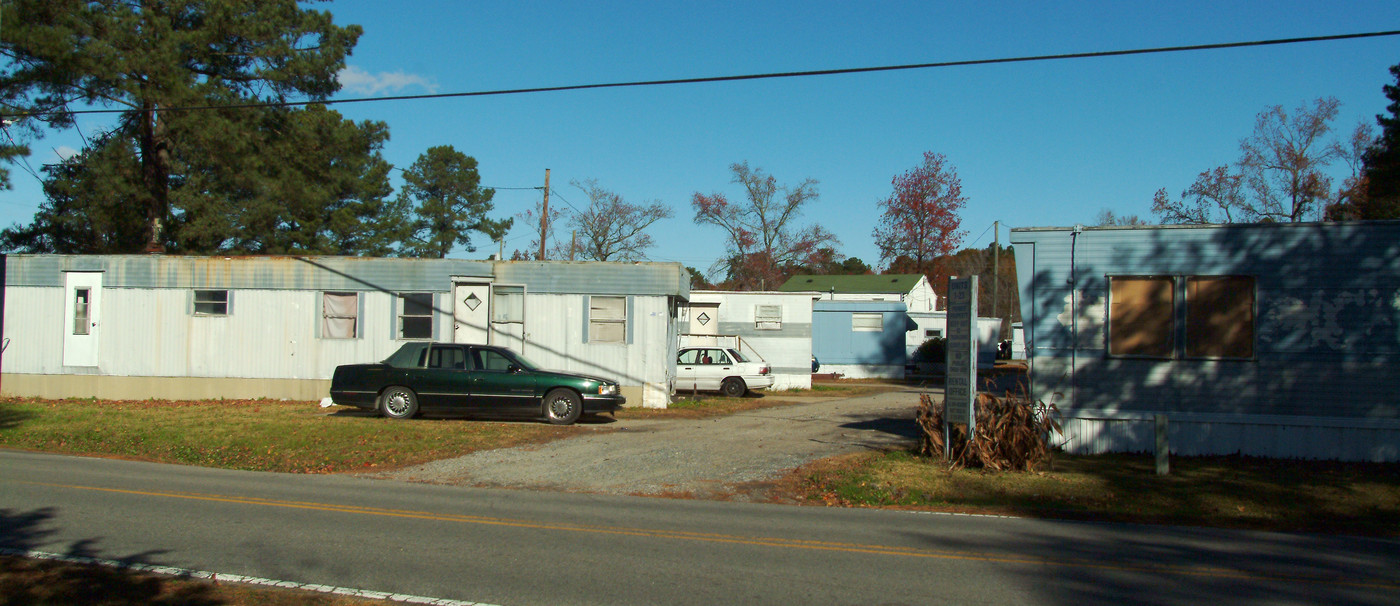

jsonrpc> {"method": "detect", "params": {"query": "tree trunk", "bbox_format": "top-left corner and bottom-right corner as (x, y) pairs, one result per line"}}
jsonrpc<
(139, 101), (171, 253)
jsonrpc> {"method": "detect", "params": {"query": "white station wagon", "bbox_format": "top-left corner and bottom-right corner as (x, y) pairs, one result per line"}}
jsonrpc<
(675, 346), (774, 397)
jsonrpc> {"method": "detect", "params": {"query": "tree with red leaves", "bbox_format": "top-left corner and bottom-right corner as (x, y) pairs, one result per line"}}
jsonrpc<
(872, 152), (967, 277)
(692, 162), (838, 290)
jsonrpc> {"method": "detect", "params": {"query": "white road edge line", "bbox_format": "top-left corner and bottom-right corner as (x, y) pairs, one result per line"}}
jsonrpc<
(0, 548), (498, 606)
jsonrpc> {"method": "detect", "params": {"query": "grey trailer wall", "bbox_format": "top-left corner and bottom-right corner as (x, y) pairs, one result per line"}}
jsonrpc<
(1012, 221), (1400, 462)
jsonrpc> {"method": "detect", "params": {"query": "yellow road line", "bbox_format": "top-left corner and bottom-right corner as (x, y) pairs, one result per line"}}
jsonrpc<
(14, 480), (1398, 591)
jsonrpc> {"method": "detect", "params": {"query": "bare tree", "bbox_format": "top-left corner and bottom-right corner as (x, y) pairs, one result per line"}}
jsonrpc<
(1237, 97), (1344, 222)
(1152, 98), (1348, 224)
(1325, 121), (1376, 220)
(692, 162), (838, 290)
(1151, 166), (1246, 224)
(566, 179), (673, 262)
(1095, 208), (1149, 226)
(512, 196), (568, 260)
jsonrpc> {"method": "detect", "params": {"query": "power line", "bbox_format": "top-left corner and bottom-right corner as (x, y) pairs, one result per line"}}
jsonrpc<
(8, 29), (1399, 120)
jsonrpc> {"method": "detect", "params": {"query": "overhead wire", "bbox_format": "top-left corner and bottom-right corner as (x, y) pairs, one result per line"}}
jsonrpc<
(5, 30), (1399, 120)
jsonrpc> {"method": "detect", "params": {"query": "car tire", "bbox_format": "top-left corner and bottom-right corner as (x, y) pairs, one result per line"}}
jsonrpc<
(721, 377), (747, 398)
(380, 386), (419, 420)
(543, 388), (582, 425)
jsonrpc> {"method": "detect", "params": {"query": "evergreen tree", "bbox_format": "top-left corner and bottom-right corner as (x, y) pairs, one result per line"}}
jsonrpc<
(1361, 63), (1400, 219)
(398, 145), (507, 258)
(0, 0), (362, 252)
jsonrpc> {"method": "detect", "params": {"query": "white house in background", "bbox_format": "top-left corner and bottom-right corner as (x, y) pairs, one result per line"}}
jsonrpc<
(778, 274), (938, 311)
(1, 255), (690, 408)
(680, 290), (821, 390)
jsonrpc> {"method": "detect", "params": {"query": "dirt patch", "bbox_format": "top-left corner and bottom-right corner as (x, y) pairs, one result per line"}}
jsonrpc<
(367, 386), (930, 501)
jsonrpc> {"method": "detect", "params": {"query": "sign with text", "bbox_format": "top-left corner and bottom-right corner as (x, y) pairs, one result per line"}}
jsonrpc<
(945, 276), (978, 435)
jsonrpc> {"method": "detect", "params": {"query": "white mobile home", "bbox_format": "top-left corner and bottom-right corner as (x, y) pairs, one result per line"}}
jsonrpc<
(681, 290), (820, 390)
(1, 255), (689, 408)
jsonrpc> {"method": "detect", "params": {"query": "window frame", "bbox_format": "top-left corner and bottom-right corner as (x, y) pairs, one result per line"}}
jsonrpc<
(852, 312), (884, 332)
(398, 292), (436, 340)
(1105, 274), (1257, 361)
(72, 287), (91, 335)
(192, 289), (231, 316)
(755, 304), (782, 330)
(1106, 275), (1175, 359)
(586, 295), (628, 344)
(320, 291), (362, 340)
(1184, 275), (1256, 360)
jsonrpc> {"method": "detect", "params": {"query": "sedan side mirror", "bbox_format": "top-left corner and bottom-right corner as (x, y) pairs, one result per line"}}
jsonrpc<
(508, 364), (523, 374)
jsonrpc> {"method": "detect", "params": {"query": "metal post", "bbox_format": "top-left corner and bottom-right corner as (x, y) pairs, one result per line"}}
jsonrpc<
(1155, 414), (1170, 475)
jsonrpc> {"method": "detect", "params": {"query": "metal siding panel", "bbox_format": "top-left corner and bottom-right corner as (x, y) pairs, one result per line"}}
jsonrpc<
(1, 286), (65, 374)
(495, 261), (687, 296)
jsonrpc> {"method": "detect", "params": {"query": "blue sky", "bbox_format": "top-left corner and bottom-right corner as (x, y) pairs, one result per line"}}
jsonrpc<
(5, 1), (1400, 276)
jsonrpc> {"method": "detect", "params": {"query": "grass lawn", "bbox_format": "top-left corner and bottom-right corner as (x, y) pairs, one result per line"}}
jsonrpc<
(0, 396), (584, 473)
(777, 449), (1400, 538)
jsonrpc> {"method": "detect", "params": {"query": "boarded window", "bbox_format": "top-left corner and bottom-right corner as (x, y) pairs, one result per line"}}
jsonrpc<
(1108, 277), (1174, 357)
(1186, 276), (1255, 358)
(755, 304), (782, 330)
(852, 313), (883, 332)
(194, 290), (230, 316)
(322, 292), (359, 339)
(589, 296), (626, 343)
(400, 293), (434, 339)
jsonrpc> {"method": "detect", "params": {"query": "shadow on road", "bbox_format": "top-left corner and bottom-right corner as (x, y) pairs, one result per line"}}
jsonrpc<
(1, 508), (204, 605)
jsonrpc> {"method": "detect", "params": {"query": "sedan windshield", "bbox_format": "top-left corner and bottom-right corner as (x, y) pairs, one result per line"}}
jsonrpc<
(507, 350), (542, 371)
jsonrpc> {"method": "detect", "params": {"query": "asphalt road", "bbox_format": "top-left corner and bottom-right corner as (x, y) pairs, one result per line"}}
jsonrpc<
(3, 450), (1397, 606)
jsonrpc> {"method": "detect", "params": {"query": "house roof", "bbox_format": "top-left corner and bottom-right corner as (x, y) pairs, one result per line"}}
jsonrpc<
(778, 274), (926, 294)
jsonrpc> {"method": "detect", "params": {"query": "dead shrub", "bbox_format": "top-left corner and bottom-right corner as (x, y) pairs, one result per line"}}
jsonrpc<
(917, 387), (1061, 471)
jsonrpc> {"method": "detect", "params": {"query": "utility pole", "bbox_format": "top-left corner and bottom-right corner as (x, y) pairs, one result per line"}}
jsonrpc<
(539, 168), (551, 260)
(991, 220), (1000, 336)
(570, 230), (577, 261)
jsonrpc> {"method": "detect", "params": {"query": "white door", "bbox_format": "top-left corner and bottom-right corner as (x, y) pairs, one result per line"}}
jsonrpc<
(687, 302), (720, 346)
(62, 272), (102, 367)
(489, 284), (525, 353)
(453, 282), (490, 344)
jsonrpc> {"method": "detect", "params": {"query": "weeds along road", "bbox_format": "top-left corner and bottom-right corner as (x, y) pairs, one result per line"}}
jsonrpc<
(3, 449), (1398, 606)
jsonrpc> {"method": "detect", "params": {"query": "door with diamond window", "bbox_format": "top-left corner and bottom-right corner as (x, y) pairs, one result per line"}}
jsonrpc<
(687, 302), (720, 346)
(453, 282), (490, 344)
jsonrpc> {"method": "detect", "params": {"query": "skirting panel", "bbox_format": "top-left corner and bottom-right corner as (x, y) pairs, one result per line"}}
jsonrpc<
(1057, 415), (1400, 462)
(2, 373), (331, 401)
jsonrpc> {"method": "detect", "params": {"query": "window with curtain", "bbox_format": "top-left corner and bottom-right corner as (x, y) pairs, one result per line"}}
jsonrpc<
(852, 312), (883, 332)
(322, 292), (359, 339)
(589, 296), (626, 343)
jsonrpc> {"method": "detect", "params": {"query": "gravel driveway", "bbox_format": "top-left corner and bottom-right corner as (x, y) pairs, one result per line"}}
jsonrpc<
(369, 386), (926, 500)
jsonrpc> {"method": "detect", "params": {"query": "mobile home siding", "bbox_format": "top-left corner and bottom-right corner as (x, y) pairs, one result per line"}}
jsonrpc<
(1012, 222), (1400, 461)
(4, 255), (687, 407)
(812, 300), (911, 379)
(688, 291), (818, 390)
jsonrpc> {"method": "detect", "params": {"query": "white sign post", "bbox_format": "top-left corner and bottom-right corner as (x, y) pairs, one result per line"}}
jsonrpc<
(944, 276), (978, 459)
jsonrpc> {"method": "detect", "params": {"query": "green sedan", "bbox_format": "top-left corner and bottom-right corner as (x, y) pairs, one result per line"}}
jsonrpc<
(329, 342), (625, 425)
